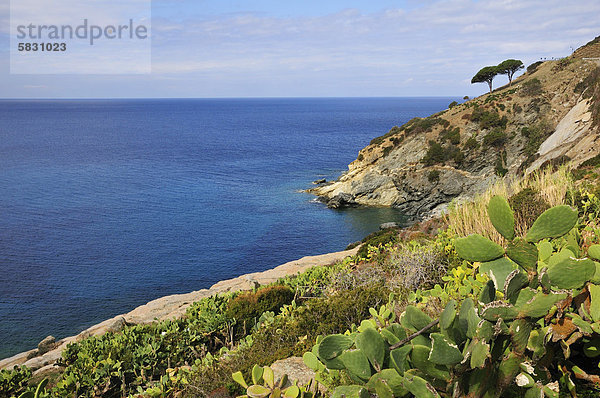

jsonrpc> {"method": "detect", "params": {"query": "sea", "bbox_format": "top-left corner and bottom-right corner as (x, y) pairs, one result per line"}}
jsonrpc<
(0, 97), (456, 359)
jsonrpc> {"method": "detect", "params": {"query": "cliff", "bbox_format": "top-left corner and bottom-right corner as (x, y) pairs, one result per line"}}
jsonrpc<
(312, 40), (600, 219)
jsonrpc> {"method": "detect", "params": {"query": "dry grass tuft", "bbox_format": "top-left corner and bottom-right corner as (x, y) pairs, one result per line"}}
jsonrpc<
(446, 167), (573, 244)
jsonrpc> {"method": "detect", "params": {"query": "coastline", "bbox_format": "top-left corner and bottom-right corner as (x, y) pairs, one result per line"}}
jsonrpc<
(0, 247), (359, 375)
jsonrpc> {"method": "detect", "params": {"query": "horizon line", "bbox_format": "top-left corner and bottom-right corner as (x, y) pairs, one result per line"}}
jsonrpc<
(0, 95), (466, 100)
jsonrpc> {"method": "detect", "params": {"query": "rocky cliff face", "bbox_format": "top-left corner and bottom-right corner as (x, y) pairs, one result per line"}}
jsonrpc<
(312, 43), (600, 219)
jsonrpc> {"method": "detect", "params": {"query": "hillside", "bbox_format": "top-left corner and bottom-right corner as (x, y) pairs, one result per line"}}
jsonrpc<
(311, 41), (600, 219)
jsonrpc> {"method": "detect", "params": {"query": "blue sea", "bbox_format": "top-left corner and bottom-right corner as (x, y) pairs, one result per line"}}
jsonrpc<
(0, 97), (455, 359)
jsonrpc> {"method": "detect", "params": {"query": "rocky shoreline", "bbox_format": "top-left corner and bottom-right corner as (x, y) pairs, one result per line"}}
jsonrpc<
(0, 247), (358, 376)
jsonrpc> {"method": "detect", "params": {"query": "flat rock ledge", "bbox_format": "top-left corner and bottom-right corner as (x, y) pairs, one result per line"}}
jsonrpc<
(0, 247), (358, 374)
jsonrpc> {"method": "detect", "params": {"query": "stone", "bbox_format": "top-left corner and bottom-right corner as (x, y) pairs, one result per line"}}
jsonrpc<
(327, 193), (357, 209)
(380, 222), (400, 230)
(270, 357), (316, 387)
(33, 363), (62, 379)
(312, 178), (327, 185)
(37, 335), (56, 355)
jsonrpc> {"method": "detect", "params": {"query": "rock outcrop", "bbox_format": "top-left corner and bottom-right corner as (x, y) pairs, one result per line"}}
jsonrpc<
(311, 52), (600, 218)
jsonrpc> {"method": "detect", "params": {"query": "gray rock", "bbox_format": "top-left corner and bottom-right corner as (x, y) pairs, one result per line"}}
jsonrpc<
(312, 178), (327, 185)
(37, 336), (56, 356)
(327, 193), (357, 209)
(380, 222), (400, 230)
(270, 357), (315, 387)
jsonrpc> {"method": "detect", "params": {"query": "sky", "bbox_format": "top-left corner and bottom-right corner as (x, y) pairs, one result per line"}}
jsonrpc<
(1, 0), (600, 98)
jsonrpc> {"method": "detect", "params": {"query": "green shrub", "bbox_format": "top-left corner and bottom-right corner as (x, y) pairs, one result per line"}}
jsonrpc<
(226, 286), (295, 336)
(448, 101), (459, 109)
(369, 126), (403, 146)
(382, 146), (393, 157)
(404, 117), (448, 136)
(440, 127), (460, 145)
(390, 136), (404, 146)
(188, 286), (391, 396)
(422, 140), (446, 166)
(513, 103), (523, 113)
(453, 149), (465, 166)
(428, 170), (440, 183)
(575, 67), (600, 98)
(483, 128), (508, 147)
(0, 365), (32, 397)
(356, 229), (400, 259)
(494, 151), (508, 176)
(580, 153), (600, 168)
(463, 136), (479, 151)
(520, 78), (543, 96)
(508, 187), (550, 230)
(471, 108), (507, 130)
(527, 61), (543, 74)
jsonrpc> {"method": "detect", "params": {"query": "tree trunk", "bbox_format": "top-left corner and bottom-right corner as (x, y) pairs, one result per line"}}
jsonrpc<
(487, 80), (493, 93)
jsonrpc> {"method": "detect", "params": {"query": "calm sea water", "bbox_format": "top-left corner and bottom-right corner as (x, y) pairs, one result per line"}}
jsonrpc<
(0, 97), (455, 359)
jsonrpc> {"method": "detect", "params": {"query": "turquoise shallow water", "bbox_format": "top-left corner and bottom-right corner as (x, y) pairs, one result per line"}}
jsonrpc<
(0, 97), (456, 358)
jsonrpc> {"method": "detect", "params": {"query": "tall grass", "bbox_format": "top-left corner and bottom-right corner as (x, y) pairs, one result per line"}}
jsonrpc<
(446, 167), (573, 243)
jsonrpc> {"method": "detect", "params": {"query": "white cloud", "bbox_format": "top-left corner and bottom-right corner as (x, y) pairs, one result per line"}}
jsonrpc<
(2, 0), (600, 96)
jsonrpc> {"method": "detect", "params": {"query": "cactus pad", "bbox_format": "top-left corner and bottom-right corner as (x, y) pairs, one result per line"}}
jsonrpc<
(537, 241), (553, 262)
(506, 238), (538, 272)
(479, 257), (518, 291)
(439, 300), (456, 330)
(317, 334), (354, 360)
(509, 319), (532, 354)
(547, 257), (595, 289)
(332, 385), (370, 398)
(589, 244), (600, 261)
(428, 333), (463, 365)
(481, 301), (518, 321)
(302, 352), (324, 371)
(454, 234), (505, 262)
(355, 327), (386, 371)
(589, 284), (600, 322)
(479, 280), (496, 304)
(504, 270), (529, 301)
(488, 195), (515, 241)
(340, 349), (372, 381)
(401, 305), (433, 332)
(516, 291), (566, 319)
(525, 205), (577, 243)
(470, 339), (491, 368)
(390, 345), (412, 375)
(366, 369), (407, 397)
(411, 345), (450, 381)
(403, 371), (440, 398)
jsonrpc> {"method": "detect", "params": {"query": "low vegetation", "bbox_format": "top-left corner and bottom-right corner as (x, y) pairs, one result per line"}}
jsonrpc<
(4, 166), (600, 398)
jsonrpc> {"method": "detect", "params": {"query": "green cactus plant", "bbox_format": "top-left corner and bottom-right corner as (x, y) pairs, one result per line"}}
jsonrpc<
(339, 350), (371, 381)
(546, 256), (595, 289)
(232, 366), (314, 398)
(488, 195), (516, 241)
(506, 238), (538, 272)
(302, 195), (600, 397)
(525, 205), (578, 243)
(454, 234), (505, 262)
(355, 327), (386, 372)
(332, 385), (369, 398)
(589, 244), (600, 261)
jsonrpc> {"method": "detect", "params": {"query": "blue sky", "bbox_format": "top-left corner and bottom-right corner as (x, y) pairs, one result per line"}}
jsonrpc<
(1, 0), (600, 98)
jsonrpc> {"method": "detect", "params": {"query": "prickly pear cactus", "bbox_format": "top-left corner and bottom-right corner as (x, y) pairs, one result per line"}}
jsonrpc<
(488, 195), (515, 241)
(303, 196), (600, 397)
